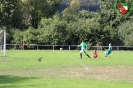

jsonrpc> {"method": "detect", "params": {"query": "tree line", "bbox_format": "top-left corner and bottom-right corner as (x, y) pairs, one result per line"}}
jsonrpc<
(0, 0), (133, 46)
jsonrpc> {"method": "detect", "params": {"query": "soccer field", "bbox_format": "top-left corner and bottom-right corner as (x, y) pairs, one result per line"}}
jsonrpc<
(0, 50), (133, 88)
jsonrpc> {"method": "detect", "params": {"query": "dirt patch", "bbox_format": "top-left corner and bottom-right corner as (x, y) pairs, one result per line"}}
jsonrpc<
(0, 66), (133, 81)
(40, 66), (133, 81)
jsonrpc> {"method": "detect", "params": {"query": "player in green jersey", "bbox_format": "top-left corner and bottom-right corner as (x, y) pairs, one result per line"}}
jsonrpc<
(105, 43), (112, 57)
(78, 40), (91, 59)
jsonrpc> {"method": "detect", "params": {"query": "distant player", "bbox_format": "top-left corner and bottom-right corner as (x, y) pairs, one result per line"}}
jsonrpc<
(105, 43), (112, 57)
(93, 50), (98, 58)
(78, 40), (91, 59)
(21, 40), (25, 50)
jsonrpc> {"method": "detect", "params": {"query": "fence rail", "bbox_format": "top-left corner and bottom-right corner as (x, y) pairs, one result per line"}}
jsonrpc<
(0, 44), (132, 51)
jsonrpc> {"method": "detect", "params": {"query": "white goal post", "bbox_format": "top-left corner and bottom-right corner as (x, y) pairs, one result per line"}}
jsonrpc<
(0, 30), (6, 56)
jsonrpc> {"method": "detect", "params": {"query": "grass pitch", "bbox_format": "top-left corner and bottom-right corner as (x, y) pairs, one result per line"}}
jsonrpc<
(0, 50), (133, 88)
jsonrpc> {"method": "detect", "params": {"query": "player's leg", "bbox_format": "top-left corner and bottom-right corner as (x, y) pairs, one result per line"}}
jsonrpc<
(86, 54), (91, 58)
(95, 55), (98, 58)
(105, 50), (108, 57)
(93, 55), (96, 58)
(83, 49), (91, 58)
(80, 50), (83, 59)
(108, 52), (111, 57)
(105, 51), (111, 57)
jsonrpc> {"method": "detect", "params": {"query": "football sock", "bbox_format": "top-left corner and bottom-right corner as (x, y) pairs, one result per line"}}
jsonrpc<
(80, 53), (82, 59)
(86, 54), (91, 58)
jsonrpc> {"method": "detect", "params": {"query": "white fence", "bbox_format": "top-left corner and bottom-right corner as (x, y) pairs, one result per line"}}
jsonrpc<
(3, 44), (133, 51)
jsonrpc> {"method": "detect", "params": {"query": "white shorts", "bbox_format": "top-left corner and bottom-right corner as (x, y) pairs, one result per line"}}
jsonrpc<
(80, 49), (83, 53)
(80, 49), (86, 54)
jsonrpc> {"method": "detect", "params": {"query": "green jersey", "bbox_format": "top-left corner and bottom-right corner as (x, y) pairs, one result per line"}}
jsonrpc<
(79, 43), (87, 50)
(108, 46), (112, 53)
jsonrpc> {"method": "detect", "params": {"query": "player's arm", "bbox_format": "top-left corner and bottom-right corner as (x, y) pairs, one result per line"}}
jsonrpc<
(78, 43), (81, 47)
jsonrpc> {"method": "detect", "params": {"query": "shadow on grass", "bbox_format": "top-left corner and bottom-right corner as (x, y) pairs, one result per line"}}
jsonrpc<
(0, 75), (38, 87)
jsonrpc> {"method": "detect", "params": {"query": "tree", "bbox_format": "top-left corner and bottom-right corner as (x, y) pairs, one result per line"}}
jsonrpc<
(100, 0), (133, 45)
(63, 0), (80, 14)
(0, 0), (26, 29)
(100, 0), (123, 45)
(26, 0), (62, 29)
(118, 20), (133, 46)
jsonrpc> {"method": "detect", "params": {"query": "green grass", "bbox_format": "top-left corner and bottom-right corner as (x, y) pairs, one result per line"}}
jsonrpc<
(0, 50), (133, 88)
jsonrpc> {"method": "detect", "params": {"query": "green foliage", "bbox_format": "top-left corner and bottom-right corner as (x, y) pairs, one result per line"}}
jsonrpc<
(100, 0), (133, 45)
(0, 0), (24, 29)
(63, 0), (80, 14)
(26, 0), (62, 29)
(1, 0), (133, 46)
(0, 0), (62, 29)
(118, 20), (133, 46)
(11, 9), (118, 45)
(38, 11), (102, 45)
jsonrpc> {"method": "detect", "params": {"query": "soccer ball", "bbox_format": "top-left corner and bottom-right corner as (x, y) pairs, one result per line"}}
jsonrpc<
(60, 48), (62, 50)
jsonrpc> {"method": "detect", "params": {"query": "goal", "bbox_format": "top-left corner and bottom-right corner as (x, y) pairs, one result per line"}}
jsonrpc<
(0, 30), (6, 56)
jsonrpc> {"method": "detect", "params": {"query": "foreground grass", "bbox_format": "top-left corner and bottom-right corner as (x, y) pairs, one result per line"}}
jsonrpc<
(0, 50), (133, 88)
(0, 77), (133, 88)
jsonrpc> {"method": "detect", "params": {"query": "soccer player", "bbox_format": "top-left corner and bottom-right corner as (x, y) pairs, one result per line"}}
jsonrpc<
(78, 40), (91, 59)
(93, 50), (98, 58)
(105, 43), (112, 57)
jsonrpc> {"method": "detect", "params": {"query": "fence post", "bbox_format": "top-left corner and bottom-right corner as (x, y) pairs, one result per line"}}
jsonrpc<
(69, 45), (70, 51)
(37, 45), (38, 50)
(101, 46), (103, 52)
(117, 46), (119, 52)
(53, 45), (54, 51)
